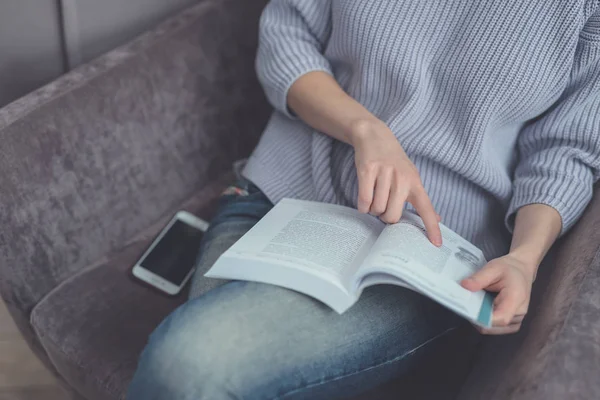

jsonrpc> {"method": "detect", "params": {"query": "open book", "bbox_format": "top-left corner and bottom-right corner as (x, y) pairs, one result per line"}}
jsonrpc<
(205, 199), (494, 327)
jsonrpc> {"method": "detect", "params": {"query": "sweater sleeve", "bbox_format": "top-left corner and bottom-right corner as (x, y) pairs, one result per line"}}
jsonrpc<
(256, 0), (333, 117)
(506, 10), (600, 235)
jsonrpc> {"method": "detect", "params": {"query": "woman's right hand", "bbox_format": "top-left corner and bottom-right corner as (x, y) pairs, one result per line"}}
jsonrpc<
(350, 119), (443, 246)
(286, 72), (441, 245)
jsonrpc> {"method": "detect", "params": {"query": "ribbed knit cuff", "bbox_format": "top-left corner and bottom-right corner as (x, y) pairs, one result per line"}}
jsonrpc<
(505, 176), (593, 236)
(257, 52), (333, 119)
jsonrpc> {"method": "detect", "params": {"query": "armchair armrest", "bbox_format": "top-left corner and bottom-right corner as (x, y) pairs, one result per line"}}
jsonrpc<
(459, 184), (600, 399)
(0, 0), (270, 352)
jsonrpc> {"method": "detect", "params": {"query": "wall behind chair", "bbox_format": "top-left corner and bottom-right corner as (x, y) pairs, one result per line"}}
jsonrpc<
(0, 0), (199, 108)
(0, 0), (65, 108)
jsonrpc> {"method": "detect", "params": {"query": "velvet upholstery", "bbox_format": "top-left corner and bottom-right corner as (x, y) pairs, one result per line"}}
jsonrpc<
(30, 180), (228, 400)
(0, 0), (270, 395)
(457, 186), (600, 400)
(0, 0), (598, 399)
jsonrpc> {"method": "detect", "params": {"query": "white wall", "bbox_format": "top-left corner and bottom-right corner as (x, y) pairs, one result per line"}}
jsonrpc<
(61, 0), (199, 67)
(0, 0), (200, 108)
(0, 0), (65, 107)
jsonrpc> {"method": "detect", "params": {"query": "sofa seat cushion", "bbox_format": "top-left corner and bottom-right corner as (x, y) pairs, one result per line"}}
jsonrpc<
(30, 182), (226, 400)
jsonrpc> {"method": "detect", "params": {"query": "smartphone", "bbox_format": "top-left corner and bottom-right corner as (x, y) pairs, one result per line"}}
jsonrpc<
(132, 211), (209, 295)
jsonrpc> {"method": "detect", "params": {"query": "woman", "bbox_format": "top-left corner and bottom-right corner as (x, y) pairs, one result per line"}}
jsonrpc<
(129, 1), (600, 398)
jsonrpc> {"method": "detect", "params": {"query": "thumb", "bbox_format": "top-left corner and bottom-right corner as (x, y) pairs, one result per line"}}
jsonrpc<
(461, 263), (503, 292)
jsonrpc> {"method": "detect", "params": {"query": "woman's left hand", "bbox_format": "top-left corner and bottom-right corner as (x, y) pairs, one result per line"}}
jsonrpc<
(461, 254), (535, 335)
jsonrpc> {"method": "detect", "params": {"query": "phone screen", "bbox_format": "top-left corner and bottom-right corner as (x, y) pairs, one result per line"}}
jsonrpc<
(140, 220), (205, 285)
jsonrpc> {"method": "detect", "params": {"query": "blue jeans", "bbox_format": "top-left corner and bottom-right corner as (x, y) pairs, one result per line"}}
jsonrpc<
(128, 179), (470, 400)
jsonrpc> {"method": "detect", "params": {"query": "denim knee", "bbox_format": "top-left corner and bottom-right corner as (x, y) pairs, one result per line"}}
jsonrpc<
(127, 282), (280, 400)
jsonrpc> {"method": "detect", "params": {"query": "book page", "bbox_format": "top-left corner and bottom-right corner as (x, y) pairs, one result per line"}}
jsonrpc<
(358, 212), (493, 326)
(260, 208), (382, 279)
(205, 198), (384, 312)
(244, 199), (384, 278)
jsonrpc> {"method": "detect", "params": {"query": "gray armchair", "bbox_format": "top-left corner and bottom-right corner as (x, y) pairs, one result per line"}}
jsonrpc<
(0, 1), (598, 399)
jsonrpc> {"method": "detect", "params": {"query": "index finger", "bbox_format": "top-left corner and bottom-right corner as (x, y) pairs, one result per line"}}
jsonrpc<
(357, 167), (377, 213)
(477, 323), (522, 335)
(409, 186), (442, 246)
(492, 289), (523, 326)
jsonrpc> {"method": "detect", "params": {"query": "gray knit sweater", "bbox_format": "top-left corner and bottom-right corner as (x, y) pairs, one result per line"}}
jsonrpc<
(242, 0), (600, 259)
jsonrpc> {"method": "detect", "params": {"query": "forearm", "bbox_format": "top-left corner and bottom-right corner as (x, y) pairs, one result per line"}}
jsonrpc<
(509, 204), (562, 279)
(287, 71), (381, 145)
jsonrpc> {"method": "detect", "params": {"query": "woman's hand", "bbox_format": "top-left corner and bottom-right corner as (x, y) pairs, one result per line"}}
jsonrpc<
(286, 72), (441, 246)
(461, 254), (535, 335)
(351, 120), (442, 246)
(461, 203), (562, 335)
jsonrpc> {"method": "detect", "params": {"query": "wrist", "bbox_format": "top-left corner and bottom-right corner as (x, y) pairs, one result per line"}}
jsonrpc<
(508, 246), (541, 280)
(347, 117), (387, 147)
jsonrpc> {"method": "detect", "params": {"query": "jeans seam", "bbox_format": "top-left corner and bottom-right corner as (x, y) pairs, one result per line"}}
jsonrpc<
(272, 326), (458, 400)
